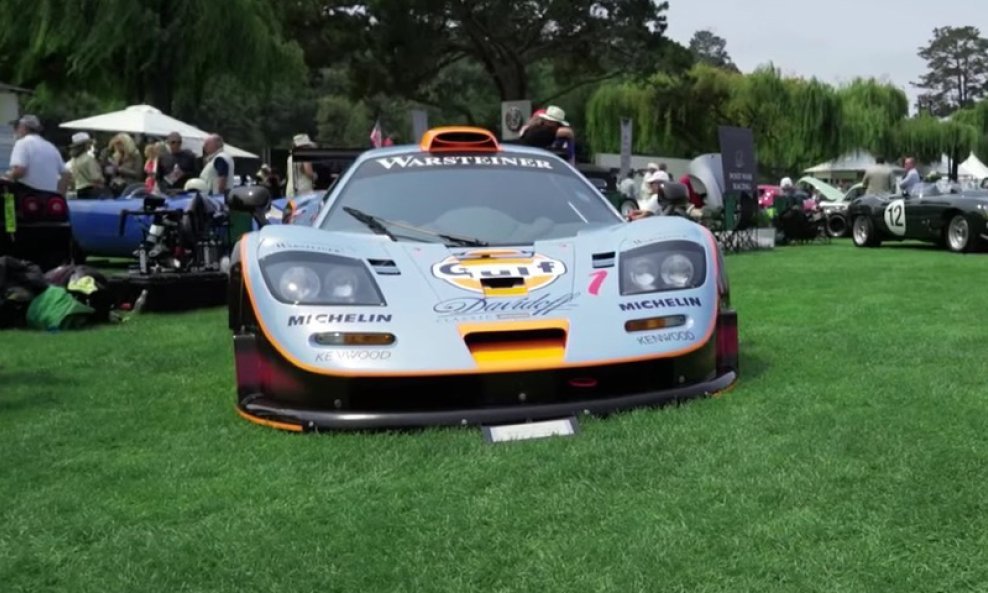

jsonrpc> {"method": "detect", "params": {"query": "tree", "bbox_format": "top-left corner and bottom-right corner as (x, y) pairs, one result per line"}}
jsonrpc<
(688, 30), (738, 72)
(912, 26), (988, 117)
(0, 0), (306, 119)
(286, 0), (672, 104)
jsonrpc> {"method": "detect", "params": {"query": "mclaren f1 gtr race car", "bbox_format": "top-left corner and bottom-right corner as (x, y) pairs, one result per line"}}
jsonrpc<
(226, 127), (739, 432)
(848, 181), (988, 252)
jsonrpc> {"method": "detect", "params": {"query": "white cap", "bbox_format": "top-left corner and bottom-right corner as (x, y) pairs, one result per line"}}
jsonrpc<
(184, 178), (209, 193)
(780, 177), (794, 188)
(537, 105), (569, 126)
(646, 170), (670, 184)
(71, 132), (92, 146)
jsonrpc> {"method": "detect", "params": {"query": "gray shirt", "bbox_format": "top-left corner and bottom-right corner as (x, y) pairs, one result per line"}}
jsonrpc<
(899, 168), (921, 196)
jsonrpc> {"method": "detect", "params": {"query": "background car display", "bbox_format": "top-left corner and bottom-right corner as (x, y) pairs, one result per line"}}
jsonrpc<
(796, 176), (863, 238)
(848, 182), (988, 252)
(226, 126), (739, 432)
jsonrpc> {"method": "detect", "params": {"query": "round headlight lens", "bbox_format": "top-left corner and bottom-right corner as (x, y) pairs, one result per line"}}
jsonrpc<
(660, 254), (695, 288)
(278, 266), (321, 302)
(628, 257), (659, 291)
(325, 268), (360, 302)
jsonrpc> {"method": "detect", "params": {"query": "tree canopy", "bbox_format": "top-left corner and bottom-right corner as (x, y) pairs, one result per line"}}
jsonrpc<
(687, 30), (737, 72)
(912, 26), (988, 116)
(586, 64), (978, 175)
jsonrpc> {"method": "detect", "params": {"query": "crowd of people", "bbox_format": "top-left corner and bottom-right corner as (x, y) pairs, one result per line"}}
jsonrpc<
(2, 114), (241, 200)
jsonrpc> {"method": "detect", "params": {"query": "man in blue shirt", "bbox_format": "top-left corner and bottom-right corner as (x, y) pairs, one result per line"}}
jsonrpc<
(898, 157), (921, 196)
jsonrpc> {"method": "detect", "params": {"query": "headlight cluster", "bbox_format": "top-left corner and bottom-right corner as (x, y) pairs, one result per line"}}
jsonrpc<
(619, 240), (706, 295)
(260, 251), (385, 306)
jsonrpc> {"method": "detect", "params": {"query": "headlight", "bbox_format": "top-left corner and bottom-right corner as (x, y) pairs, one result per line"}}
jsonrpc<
(620, 240), (706, 295)
(260, 251), (385, 306)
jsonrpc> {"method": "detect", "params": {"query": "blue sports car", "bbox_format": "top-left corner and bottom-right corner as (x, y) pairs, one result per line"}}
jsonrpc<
(227, 127), (739, 432)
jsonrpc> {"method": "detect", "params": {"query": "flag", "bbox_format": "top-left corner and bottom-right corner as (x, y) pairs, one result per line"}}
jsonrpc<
(369, 119), (383, 148)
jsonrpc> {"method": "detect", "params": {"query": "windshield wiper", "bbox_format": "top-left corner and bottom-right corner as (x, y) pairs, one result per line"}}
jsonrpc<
(343, 206), (397, 242)
(342, 206), (488, 247)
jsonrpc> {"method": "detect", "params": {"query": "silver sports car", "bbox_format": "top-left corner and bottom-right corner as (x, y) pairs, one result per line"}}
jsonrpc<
(226, 127), (739, 432)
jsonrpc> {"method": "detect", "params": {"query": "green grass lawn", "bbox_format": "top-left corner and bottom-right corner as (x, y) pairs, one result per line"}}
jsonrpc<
(2, 241), (987, 593)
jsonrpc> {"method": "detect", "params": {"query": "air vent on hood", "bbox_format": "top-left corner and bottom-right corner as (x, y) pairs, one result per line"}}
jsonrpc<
(592, 251), (616, 268)
(367, 259), (400, 275)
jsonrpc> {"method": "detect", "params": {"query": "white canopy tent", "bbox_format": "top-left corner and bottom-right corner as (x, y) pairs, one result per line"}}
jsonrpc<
(60, 104), (258, 159)
(804, 150), (879, 175)
(934, 151), (988, 181)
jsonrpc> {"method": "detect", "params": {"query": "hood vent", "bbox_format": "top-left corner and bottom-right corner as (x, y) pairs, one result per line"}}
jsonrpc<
(367, 259), (400, 275)
(592, 251), (616, 268)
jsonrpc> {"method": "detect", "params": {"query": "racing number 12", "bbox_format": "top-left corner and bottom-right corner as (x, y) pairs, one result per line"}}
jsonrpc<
(884, 199), (906, 236)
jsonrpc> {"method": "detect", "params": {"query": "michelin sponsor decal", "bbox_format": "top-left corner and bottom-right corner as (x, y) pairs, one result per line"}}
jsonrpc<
(288, 313), (392, 326)
(376, 155), (554, 171)
(620, 297), (701, 312)
(432, 253), (566, 293)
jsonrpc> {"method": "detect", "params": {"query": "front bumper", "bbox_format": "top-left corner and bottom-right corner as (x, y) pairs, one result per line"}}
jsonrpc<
(233, 312), (739, 432)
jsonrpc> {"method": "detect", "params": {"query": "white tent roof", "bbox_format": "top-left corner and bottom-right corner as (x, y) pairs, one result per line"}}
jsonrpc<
(60, 104), (258, 159)
(804, 150), (876, 174)
(934, 151), (988, 179)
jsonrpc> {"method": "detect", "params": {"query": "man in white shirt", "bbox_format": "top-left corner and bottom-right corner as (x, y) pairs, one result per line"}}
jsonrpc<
(198, 134), (234, 194)
(629, 170), (670, 219)
(3, 115), (70, 194)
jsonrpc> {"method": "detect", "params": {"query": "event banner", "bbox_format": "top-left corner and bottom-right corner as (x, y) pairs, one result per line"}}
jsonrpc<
(718, 126), (757, 195)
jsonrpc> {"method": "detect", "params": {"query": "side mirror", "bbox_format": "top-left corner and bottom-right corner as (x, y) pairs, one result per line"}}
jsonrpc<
(226, 185), (271, 213)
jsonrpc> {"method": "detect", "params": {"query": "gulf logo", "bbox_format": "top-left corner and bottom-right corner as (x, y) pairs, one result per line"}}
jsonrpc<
(431, 252), (567, 293)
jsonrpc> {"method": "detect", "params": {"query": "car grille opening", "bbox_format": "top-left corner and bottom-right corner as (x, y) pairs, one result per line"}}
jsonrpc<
(463, 328), (567, 368)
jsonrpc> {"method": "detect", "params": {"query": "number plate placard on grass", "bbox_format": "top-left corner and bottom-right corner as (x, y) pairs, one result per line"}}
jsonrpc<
(482, 417), (579, 444)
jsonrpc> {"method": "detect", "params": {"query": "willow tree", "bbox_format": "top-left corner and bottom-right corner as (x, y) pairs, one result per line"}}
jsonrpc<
(586, 82), (658, 154)
(837, 78), (909, 158)
(0, 0), (306, 117)
(892, 116), (977, 164)
(951, 99), (988, 160)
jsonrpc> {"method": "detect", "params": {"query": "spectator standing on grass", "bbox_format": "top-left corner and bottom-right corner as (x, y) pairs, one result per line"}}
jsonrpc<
(3, 115), (70, 195)
(67, 132), (104, 198)
(199, 134), (234, 195)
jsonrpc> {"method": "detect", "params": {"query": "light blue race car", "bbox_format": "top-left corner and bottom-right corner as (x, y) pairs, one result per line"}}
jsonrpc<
(226, 127), (739, 432)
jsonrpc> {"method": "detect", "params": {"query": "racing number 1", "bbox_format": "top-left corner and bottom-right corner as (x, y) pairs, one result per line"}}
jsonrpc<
(884, 199), (906, 236)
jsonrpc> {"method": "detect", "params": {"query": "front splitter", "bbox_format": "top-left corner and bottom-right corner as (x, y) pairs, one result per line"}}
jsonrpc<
(236, 370), (738, 432)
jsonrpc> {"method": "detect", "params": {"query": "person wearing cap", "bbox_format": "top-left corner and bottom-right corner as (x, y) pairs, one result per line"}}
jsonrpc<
(198, 134), (234, 194)
(156, 132), (199, 191)
(286, 133), (317, 198)
(67, 132), (104, 198)
(518, 105), (574, 149)
(629, 170), (671, 220)
(3, 115), (70, 195)
(639, 162), (660, 202)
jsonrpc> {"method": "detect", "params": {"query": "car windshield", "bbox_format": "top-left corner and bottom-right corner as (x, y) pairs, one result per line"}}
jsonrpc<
(319, 151), (621, 245)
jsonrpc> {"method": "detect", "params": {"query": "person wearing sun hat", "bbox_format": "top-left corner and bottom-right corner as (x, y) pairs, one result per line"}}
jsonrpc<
(286, 133), (317, 198)
(519, 105), (574, 149)
(67, 132), (105, 198)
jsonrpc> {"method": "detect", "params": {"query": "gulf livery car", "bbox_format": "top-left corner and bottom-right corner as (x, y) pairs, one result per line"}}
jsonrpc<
(227, 127), (739, 432)
(849, 182), (988, 252)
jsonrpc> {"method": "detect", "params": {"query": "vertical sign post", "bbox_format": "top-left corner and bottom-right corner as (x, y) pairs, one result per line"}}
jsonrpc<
(410, 109), (429, 144)
(619, 118), (633, 178)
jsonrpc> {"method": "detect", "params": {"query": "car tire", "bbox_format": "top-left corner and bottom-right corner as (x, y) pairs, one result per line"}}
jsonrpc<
(619, 199), (638, 218)
(945, 214), (974, 253)
(825, 213), (848, 238)
(852, 215), (880, 248)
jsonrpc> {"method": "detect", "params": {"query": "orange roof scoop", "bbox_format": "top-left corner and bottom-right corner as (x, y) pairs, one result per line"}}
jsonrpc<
(420, 126), (500, 153)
